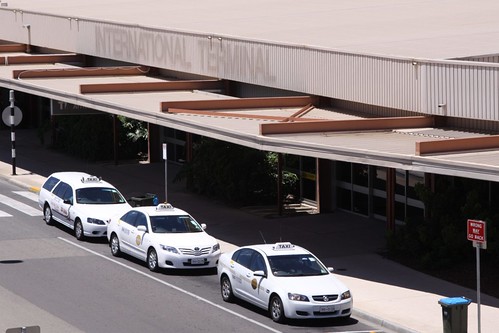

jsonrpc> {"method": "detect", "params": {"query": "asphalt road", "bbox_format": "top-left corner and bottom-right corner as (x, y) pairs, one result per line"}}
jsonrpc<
(0, 178), (386, 333)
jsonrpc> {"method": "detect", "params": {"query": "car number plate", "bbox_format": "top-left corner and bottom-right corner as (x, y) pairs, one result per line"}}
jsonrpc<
(191, 258), (205, 265)
(319, 305), (336, 313)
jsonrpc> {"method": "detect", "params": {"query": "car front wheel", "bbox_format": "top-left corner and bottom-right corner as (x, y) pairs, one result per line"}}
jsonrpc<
(147, 248), (159, 272)
(110, 234), (121, 257)
(43, 205), (53, 225)
(269, 295), (286, 323)
(75, 219), (84, 241)
(221, 275), (235, 302)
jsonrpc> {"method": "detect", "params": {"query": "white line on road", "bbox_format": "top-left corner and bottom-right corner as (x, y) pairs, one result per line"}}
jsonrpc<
(13, 190), (39, 202)
(58, 237), (283, 333)
(337, 330), (384, 333)
(0, 210), (12, 217)
(0, 194), (42, 216)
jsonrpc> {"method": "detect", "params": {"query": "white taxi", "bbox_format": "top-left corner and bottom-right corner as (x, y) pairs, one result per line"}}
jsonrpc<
(107, 203), (221, 271)
(38, 172), (131, 240)
(217, 242), (352, 323)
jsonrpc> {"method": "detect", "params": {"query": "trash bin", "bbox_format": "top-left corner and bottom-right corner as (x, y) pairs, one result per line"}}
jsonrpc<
(128, 193), (158, 207)
(438, 297), (472, 333)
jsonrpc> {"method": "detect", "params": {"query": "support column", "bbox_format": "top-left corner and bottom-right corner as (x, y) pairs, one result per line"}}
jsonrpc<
(317, 158), (333, 213)
(424, 173), (435, 220)
(277, 153), (283, 216)
(148, 123), (161, 162)
(185, 133), (193, 162)
(113, 115), (119, 165)
(386, 167), (395, 231)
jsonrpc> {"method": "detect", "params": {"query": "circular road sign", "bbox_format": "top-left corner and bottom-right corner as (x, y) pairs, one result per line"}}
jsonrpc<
(2, 106), (23, 126)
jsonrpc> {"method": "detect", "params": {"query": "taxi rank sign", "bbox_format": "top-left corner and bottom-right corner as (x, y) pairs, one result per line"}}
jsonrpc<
(467, 219), (486, 333)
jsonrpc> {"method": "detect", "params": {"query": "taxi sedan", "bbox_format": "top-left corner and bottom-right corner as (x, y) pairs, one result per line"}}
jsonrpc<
(107, 203), (221, 271)
(217, 242), (352, 323)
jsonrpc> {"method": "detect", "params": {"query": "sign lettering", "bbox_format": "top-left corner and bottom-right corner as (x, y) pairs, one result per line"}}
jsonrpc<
(94, 26), (276, 83)
(467, 219), (486, 243)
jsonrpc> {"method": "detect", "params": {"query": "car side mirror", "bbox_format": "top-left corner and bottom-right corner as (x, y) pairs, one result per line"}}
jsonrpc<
(137, 225), (147, 232)
(254, 270), (266, 278)
(64, 199), (72, 205)
(201, 223), (207, 230)
(328, 267), (334, 273)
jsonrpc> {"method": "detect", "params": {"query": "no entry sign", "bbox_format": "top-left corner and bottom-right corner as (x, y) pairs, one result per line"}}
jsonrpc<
(467, 219), (486, 244)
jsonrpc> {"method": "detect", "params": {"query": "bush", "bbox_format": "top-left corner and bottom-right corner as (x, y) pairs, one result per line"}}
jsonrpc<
(51, 115), (147, 161)
(174, 138), (298, 206)
(387, 176), (499, 270)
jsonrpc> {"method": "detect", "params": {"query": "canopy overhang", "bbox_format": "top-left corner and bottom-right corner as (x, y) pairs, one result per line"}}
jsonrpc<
(2, 45), (499, 181)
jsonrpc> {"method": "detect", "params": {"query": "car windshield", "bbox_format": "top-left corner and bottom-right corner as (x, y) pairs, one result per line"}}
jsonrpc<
(267, 254), (329, 277)
(150, 215), (203, 233)
(76, 187), (126, 204)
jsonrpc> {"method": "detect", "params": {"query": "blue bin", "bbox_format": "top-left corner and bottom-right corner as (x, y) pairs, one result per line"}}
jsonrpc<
(438, 297), (471, 333)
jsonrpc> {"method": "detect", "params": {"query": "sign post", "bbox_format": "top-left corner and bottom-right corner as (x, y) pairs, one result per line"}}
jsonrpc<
(2, 102), (23, 174)
(467, 219), (486, 333)
(162, 143), (168, 203)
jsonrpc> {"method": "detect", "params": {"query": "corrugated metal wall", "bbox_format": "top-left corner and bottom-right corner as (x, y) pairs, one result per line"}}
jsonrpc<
(454, 55), (499, 63)
(2, 9), (499, 124)
(421, 61), (499, 120)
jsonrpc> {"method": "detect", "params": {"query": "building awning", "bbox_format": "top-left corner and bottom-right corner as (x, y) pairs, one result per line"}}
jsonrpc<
(2, 44), (499, 182)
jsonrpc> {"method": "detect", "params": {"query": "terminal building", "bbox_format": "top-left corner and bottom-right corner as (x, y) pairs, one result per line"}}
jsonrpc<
(2, 0), (499, 229)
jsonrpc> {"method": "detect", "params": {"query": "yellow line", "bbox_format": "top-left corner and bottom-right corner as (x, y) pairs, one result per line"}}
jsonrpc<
(29, 186), (40, 193)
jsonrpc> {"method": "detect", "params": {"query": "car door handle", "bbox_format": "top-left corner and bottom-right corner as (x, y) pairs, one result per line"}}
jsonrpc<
(246, 273), (252, 278)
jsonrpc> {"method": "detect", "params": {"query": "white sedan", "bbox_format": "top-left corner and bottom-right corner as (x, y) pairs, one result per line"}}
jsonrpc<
(107, 203), (221, 271)
(217, 242), (352, 323)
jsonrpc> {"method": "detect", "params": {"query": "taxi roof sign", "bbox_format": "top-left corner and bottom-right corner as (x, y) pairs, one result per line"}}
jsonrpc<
(81, 175), (102, 183)
(156, 203), (174, 211)
(273, 242), (295, 250)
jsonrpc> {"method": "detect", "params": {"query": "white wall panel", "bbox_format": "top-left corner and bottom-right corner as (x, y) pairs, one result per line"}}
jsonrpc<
(422, 62), (499, 121)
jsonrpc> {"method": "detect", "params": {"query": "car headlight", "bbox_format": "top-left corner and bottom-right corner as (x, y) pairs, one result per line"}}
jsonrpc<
(288, 293), (309, 302)
(341, 290), (351, 300)
(212, 243), (220, 252)
(160, 244), (179, 254)
(87, 218), (106, 225)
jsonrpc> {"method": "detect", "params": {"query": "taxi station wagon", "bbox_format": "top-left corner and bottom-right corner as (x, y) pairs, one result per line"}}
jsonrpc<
(38, 172), (131, 240)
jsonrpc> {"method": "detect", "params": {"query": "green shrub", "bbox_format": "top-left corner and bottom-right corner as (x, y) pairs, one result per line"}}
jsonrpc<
(174, 138), (298, 206)
(387, 176), (499, 270)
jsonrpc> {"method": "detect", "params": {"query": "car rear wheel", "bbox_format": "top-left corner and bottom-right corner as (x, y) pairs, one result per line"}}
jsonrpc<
(43, 205), (53, 225)
(221, 275), (235, 302)
(75, 219), (84, 241)
(110, 234), (121, 257)
(147, 248), (159, 272)
(269, 295), (286, 323)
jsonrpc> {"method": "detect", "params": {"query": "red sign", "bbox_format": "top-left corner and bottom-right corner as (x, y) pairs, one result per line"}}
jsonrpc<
(467, 219), (486, 243)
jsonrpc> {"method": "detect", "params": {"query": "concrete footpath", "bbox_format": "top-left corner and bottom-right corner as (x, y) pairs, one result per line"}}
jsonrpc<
(1, 129), (499, 333)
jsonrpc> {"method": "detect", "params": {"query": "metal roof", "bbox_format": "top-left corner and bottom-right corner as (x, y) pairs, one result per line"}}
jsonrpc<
(4, 0), (499, 59)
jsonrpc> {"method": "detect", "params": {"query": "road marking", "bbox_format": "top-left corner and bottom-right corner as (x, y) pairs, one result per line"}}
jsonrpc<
(13, 190), (39, 202)
(338, 330), (384, 333)
(58, 237), (283, 333)
(0, 194), (42, 216)
(0, 210), (12, 217)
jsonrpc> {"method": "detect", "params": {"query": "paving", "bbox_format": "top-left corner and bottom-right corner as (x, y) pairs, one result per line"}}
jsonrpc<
(1, 129), (499, 333)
